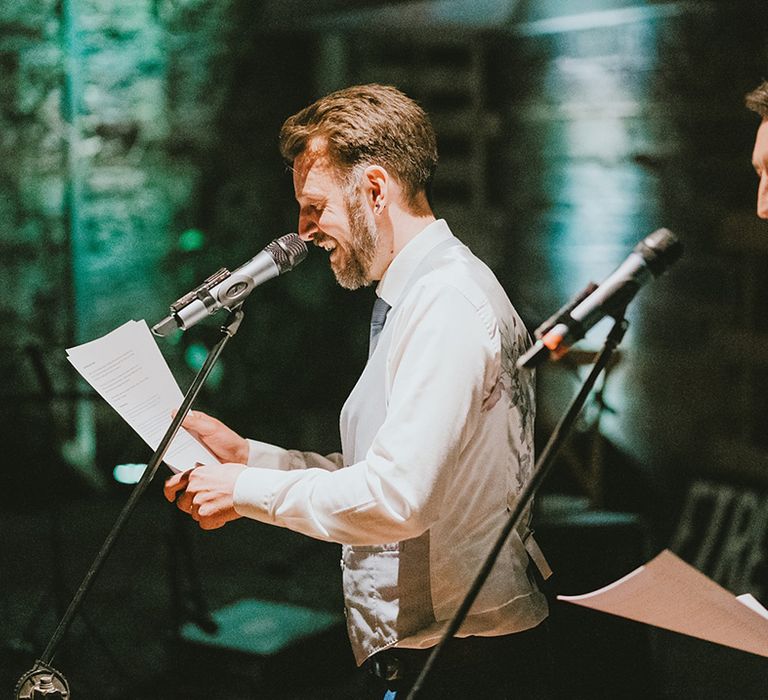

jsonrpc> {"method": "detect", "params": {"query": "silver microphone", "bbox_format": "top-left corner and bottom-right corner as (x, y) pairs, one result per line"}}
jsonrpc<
(518, 228), (683, 368)
(152, 233), (308, 336)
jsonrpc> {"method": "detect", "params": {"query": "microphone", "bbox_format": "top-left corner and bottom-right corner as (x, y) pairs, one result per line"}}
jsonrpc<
(152, 233), (308, 336)
(517, 228), (683, 368)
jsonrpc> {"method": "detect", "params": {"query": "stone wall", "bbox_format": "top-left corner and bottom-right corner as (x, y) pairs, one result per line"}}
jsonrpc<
(0, 1), (317, 489)
(1, 0), (71, 486)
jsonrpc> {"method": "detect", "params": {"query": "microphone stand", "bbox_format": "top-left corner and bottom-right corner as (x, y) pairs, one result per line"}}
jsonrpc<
(14, 306), (245, 700)
(406, 311), (629, 700)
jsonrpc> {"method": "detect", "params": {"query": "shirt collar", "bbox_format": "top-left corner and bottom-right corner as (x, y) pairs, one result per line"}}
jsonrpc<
(376, 219), (453, 307)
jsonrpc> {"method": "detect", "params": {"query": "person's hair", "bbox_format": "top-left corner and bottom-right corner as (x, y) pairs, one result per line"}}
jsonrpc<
(279, 84), (437, 210)
(745, 80), (768, 119)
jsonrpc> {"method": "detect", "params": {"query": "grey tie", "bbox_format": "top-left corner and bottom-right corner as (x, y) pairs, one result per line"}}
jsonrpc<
(368, 296), (391, 358)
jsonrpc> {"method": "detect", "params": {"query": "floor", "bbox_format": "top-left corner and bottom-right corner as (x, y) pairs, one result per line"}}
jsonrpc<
(2, 481), (366, 698)
(2, 482), (766, 699)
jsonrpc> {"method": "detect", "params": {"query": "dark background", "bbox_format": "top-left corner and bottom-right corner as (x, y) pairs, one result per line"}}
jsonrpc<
(2, 1), (767, 697)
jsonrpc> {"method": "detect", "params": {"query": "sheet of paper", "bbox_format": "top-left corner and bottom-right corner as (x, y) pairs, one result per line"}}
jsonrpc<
(557, 549), (768, 658)
(67, 320), (220, 472)
(737, 593), (768, 621)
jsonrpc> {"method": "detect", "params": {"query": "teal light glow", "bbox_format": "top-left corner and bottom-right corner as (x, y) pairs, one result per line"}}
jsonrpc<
(163, 327), (183, 345)
(184, 342), (224, 388)
(180, 598), (341, 655)
(184, 342), (208, 370)
(524, 2), (667, 455)
(536, 16), (662, 304)
(113, 462), (147, 484)
(513, 2), (697, 38)
(178, 228), (206, 252)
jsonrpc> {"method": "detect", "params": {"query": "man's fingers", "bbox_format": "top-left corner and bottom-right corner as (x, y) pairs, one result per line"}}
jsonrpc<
(199, 517), (226, 530)
(164, 462), (242, 532)
(170, 408), (215, 437)
(170, 410), (247, 465)
(163, 469), (191, 502)
(176, 491), (194, 513)
(171, 470), (210, 511)
(181, 410), (220, 436)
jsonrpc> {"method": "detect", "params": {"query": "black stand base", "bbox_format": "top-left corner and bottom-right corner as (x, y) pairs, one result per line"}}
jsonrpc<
(14, 661), (69, 699)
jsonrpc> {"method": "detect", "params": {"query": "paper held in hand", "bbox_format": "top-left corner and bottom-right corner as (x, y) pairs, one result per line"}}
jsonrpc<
(558, 549), (768, 658)
(66, 319), (220, 473)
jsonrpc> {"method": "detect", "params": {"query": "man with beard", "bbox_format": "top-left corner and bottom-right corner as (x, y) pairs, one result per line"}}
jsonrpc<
(165, 84), (551, 698)
(746, 80), (768, 219)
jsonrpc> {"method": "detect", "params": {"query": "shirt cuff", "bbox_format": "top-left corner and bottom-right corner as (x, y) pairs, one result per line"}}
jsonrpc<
(246, 439), (295, 469)
(246, 439), (344, 472)
(233, 466), (296, 523)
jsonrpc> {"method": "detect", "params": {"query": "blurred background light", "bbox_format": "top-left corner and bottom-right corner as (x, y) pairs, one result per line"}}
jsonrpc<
(178, 228), (206, 252)
(184, 341), (224, 389)
(112, 462), (147, 484)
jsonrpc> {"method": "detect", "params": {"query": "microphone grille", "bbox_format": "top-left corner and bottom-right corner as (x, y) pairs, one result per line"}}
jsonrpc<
(266, 233), (308, 272)
(636, 228), (683, 275)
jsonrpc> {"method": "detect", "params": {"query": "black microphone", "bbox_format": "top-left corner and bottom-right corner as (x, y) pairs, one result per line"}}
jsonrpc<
(152, 233), (308, 336)
(517, 228), (683, 368)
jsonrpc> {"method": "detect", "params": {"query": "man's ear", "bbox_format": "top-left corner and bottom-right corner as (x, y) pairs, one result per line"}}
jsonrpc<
(363, 164), (389, 214)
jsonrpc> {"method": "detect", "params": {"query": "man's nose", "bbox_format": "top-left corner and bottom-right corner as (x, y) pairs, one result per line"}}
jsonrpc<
(298, 215), (317, 241)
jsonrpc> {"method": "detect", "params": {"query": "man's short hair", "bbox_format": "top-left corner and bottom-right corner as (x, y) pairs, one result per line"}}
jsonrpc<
(279, 84), (438, 209)
(746, 80), (768, 119)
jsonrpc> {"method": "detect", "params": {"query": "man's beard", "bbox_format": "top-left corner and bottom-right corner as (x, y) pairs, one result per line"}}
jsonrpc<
(330, 189), (379, 290)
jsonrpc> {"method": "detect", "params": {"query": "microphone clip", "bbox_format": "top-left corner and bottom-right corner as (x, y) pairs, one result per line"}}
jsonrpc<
(534, 281), (598, 339)
(170, 267), (231, 314)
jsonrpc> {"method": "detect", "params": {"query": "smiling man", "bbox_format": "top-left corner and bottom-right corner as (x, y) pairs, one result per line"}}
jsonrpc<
(746, 80), (768, 219)
(165, 84), (551, 698)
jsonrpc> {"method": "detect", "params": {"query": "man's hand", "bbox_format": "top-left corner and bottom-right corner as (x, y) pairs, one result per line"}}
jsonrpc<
(164, 463), (247, 530)
(177, 409), (249, 464)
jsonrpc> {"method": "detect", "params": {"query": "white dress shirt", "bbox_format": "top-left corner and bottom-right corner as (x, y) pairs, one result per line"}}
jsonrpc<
(234, 219), (548, 664)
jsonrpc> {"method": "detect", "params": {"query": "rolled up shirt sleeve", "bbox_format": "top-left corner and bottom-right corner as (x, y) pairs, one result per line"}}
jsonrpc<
(246, 439), (344, 471)
(234, 283), (499, 546)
